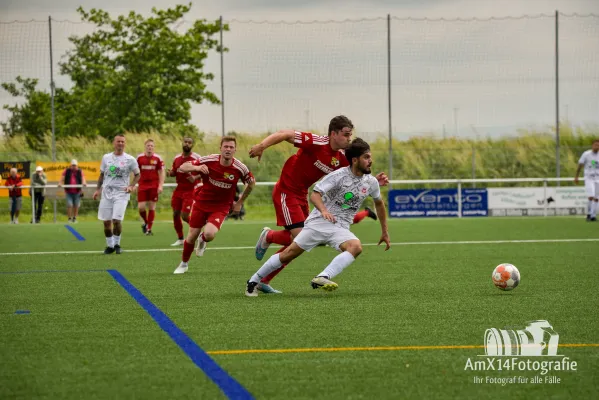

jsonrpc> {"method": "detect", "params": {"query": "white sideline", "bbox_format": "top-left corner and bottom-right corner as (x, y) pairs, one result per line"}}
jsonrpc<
(0, 238), (598, 256)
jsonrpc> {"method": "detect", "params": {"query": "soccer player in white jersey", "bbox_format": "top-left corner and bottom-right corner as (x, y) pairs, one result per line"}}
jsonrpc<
(575, 139), (599, 221)
(245, 138), (391, 296)
(93, 134), (141, 254)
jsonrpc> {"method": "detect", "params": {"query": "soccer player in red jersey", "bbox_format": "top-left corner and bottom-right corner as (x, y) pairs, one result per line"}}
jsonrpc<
(249, 115), (388, 293)
(136, 139), (165, 236)
(173, 136), (255, 274)
(167, 137), (201, 246)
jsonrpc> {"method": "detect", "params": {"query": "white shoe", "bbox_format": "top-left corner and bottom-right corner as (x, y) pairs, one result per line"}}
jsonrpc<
(173, 262), (189, 274)
(195, 239), (207, 257)
(171, 239), (184, 246)
(14, 219), (19, 224)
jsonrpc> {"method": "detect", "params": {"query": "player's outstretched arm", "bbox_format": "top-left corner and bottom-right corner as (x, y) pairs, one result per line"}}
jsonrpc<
(232, 180), (255, 214)
(310, 190), (336, 223)
(574, 163), (583, 184)
(126, 172), (141, 193)
(374, 198), (390, 250)
(249, 130), (295, 161)
(93, 172), (104, 200)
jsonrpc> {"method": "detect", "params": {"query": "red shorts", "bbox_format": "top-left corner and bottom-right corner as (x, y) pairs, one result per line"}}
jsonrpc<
(171, 191), (194, 214)
(189, 205), (228, 230)
(272, 183), (309, 227)
(138, 187), (159, 202)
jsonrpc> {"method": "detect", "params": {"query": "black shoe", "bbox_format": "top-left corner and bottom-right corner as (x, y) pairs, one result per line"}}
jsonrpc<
(115, 245), (122, 254)
(591, 217), (597, 222)
(141, 224), (147, 234)
(104, 247), (115, 254)
(245, 280), (259, 296)
(365, 207), (377, 221)
(587, 214), (591, 221)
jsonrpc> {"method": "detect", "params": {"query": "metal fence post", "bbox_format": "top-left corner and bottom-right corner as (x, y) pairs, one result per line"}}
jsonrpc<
(387, 14), (393, 189)
(48, 16), (56, 162)
(555, 10), (560, 183)
(220, 15), (225, 137)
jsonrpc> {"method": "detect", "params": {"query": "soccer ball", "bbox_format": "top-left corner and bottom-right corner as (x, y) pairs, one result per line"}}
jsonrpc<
(492, 263), (520, 291)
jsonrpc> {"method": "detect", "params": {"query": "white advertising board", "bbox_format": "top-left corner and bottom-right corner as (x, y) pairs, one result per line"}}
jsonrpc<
(487, 187), (587, 216)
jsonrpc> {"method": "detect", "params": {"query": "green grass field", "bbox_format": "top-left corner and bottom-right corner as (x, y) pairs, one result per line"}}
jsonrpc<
(1, 217), (598, 399)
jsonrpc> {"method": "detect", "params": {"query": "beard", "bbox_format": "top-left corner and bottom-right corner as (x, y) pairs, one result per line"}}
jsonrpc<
(182, 146), (192, 153)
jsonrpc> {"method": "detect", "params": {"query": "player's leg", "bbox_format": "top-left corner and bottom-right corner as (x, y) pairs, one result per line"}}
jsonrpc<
(195, 212), (226, 256)
(170, 194), (185, 245)
(145, 188), (158, 235)
(591, 181), (599, 221)
(254, 186), (297, 260)
(258, 226), (302, 291)
(353, 207), (377, 224)
(174, 206), (207, 274)
(138, 189), (149, 233)
(311, 228), (362, 291)
(245, 242), (306, 297)
(110, 198), (128, 254)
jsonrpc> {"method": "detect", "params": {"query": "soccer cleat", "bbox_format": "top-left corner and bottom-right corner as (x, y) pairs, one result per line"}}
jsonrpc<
(245, 280), (259, 297)
(145, 230), (153, 236)
(310, 276), (339, 292)
(255, 227), (271, 261)
(141, 223), (147, 234)
(591, 217), (597, 222)
(365, 207), (377, 221)
(104, 246), (115, 255)
(257, 283), (282, 294)
(171, 239), (185, 246)
(587, 214), (591, 221)
(173, 262), (188, 274)
(114, 245), (122, 254)
(72, 218), (78, 224)
(195, 239), (207, 257)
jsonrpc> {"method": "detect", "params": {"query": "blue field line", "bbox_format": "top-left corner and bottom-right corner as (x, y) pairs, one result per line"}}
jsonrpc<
(0, 269), (107, 275)
(107, 269), (254, 400)
(64, 224), (86, 241)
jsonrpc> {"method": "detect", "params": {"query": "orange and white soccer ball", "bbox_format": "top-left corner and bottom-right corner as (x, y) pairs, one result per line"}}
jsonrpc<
(492, 263), (520, 291)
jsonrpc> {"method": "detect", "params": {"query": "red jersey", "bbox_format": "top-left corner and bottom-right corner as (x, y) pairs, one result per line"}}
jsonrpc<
(278, 131), (349, 197)
(192, 154), (254, 212)
(5, 175), (23, 197)
(171, 152), (201, 194)
(137, 153), (165, 190)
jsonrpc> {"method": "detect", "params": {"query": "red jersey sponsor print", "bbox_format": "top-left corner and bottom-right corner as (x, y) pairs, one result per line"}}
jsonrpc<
(278, 131), (349, 197)
(191, 154), (254, 212)
(137, 153), (164, 190)
(171, 152), (201, 194)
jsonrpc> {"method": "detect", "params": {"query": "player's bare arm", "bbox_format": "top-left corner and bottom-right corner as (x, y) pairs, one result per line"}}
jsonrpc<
(375, 172), (389, 187)
(310, 190), (336, 223)
(374, 197), (391, 251)
(249, 129), (296, 161)
(158, 167), (165, 194)
(177, 162), (209, 175)
(93, 172), (104, 200)
(574, 164), (583, 184)
(232, 180), (255, 214)
(126, 172), (141, 193)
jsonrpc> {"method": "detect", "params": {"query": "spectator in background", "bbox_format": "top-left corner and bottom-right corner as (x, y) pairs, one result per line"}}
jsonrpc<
(5, 168), (23, 224)
(31, 166), (47, 223)
(59, 159), (87, 223)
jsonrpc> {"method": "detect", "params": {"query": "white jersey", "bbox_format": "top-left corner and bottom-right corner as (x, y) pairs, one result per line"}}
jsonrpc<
(578, 150), (599, 181)
(100, 152), (140, 200)
(306, 166), (381, 229)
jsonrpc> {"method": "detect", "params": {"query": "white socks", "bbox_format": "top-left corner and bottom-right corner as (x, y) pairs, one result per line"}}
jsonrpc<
(106, 236), (114, 248)
(591, 201), (598, 218)
(250, 254), (283, 283)
(318, 251), (355, 279)
(113, 235), (121, 246)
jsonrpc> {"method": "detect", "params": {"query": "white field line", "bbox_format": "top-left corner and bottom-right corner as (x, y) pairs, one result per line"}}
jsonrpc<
(1, 238), (598, 256)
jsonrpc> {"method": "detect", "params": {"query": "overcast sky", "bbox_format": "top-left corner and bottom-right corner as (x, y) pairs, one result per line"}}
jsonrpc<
(1, 0), (598, 138)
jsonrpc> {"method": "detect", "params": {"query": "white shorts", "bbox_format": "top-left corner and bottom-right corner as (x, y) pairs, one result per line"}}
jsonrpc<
(294, 217), (358, 252)
(98, 197), (129, 221)
(585, 180), (599, 198)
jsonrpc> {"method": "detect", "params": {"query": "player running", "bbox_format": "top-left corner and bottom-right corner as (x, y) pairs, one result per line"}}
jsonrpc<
(575, 139), (599, 221)
(136, 139), (165, 236)
(246, 138), (390, 296)
(93, 134), (141, 254)
(173, 136), (255, 274)
(249, 115), (388, 293)
(167, 137), (201, 246)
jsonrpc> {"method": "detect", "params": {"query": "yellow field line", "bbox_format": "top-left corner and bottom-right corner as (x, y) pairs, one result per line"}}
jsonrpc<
(207, 343), (599, 355)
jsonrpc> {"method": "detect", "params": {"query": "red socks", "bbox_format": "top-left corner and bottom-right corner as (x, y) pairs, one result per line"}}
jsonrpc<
(174, 215), (184, 240)
(139, 210), (147, 224)
(266, 229), (293, 246)
(147, 210), (155, 231)
(353, 210), (369, 224)
(182, 240), (194, 262)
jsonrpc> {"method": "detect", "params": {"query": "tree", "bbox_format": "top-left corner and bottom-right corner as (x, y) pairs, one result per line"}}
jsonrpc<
(1, 3), (226, 144)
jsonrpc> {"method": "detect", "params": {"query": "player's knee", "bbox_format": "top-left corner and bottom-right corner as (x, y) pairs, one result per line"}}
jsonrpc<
(204, 231), (216, 241)
(346, 242), (362, 257)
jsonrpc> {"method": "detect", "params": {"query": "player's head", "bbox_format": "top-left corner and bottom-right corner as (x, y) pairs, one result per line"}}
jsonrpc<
(9, 168), (17, 177)
(144, 139), (155, 155)
(220, 136), (237, 161)
(328, 115), (354, 150)
(592, 139), (599, 152)
(182, 137), (194, 153)
(346, 138), (372, 175)
(113, 134), (126, 153)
